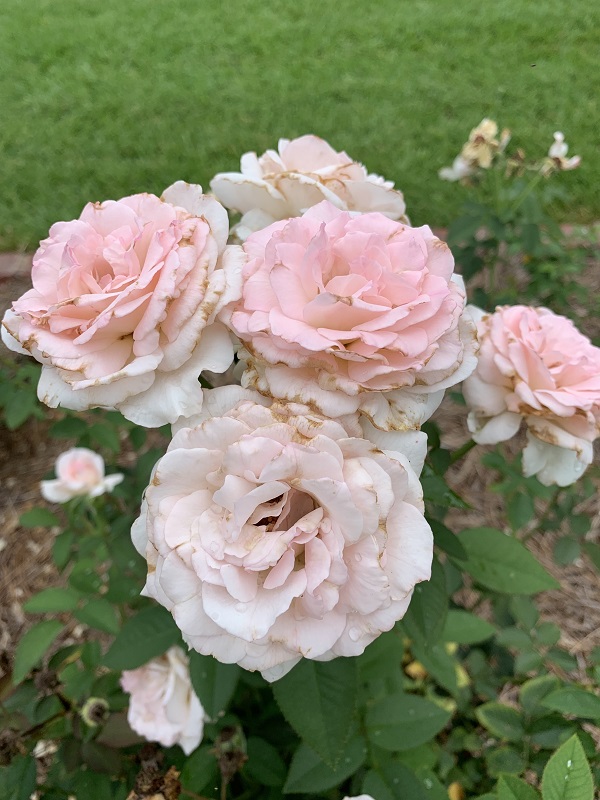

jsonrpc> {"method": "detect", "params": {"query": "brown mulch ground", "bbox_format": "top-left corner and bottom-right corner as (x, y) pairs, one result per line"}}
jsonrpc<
(1, 233), (599, 672)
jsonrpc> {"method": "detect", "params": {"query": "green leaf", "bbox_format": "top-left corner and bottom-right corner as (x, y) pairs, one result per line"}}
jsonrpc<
(366, 692), (451, 751)
(486, 746), (525, 778)
(403, 557), (448, 645)
(476, 702), (525, 742)
(497, 774), (539, 800)
(4, 390), (37, 430)
(23, 587), (80, 613)
(430, 520), (467, 560)
(52, 529), (74, 570)
(582, 541), (600, 571)
(273, 658), (357, 768)
(552, 537), (580, 566)
(443, 610), (496, 644)
(180, 746), (218, 795)
(245, 737), (287, 787)
(520, 675), (560, 715)
(507, 492), (535, 531)
(87, 422), (121, 452)
(75, 598), (121, 635)
(541, 734), (593, 800)
(363, 763), (433, 800)
(283, 735), (366, 794)
(103, 606), (180, 670)
(542, 687), (600, 720)
(19, 507), (59, 528)
(0, 754), (37, 800)
(13, 620), (63, 683)
(457, 528), (559, 594)
(49, 416), (88, 438)
(188, 652), (240, 720)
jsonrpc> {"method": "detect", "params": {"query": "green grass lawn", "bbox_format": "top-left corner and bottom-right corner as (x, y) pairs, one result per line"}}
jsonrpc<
(0, 0), (598, 251)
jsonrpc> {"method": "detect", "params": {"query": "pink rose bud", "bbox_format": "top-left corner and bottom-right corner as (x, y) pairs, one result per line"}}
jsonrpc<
(120, 646), (206, 755)
(40, 447), (123, 503)
(464, 305), (600, 486)
(2, 183), (245, 428)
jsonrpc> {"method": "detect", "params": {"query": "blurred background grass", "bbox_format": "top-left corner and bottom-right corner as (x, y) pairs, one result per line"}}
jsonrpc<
(0, 0), (598, 250)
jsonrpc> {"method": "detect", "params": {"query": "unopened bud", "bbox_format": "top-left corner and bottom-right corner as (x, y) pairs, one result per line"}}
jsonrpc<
(80, 697), (109, 727)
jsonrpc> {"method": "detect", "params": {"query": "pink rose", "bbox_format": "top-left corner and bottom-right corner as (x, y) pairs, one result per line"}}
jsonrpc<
(2, 183), (244, 427)
(222, 201), (477, 431)
(210, 134), (407, 239)
(463, 305), (600, 486)
(132, 387), (433, 681)
(40, 447), (123, 503)
(120, 646), (205, 755)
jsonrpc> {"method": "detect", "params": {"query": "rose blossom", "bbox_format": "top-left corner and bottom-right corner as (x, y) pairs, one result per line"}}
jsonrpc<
(463, 305), (600, 486)
(210, 134), (407, 240)
(221, 201), (477, 432)
(40, 447), (123, 503)
(120, 646), (205, 755)
(2, 182), (244, 427)
(132, 386), (433, 681)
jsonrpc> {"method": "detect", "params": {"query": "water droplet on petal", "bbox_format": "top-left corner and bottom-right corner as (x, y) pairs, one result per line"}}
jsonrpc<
(354, 552), (362, 562)
(235, 603), (248, 613)
(349, 627), (361, 642)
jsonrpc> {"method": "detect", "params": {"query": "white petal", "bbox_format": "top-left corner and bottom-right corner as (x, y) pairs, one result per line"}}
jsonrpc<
(468, 410), (522, 444)
(360, 419), (427, 476)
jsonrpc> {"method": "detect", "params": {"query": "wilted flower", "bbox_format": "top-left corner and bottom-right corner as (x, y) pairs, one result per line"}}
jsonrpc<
(40, 448), (123, 503)
(132, 387), (433, 681)
(463, 305), (600, 486)
(438, 155), (476, 182)
(439, 119), (510, 182)
(222, 201), (477, 432)
(120, 646), (205, 755)
(2, 183), (244, 427)
(547, 131), (581, 171)
(211, 134), (407, 239)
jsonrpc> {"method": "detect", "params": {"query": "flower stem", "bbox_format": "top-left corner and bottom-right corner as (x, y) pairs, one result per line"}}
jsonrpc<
(450, 439), (477, 465)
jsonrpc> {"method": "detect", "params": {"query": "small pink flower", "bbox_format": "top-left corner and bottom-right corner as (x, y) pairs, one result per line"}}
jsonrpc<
(41, 447), (123, 503)
(120, 646), (205, 755)
(132, 387), (433, 681)
(2, 183), (244, 427)
(221, 201), (477, 431)
(464, 305), (600, 486)
(211, 134), (407, 239)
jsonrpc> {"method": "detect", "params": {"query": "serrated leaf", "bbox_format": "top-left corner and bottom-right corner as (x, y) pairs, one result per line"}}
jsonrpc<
(103, 606), (180, 670)
(273, 658), (357, 768)
(541, 734), (593, 800)
(245, 737), (286, 787)
(19, 507), (59, 528)
(520, 675), (560, 715)
(476, 702), (525, 742)
(12, 620), (63, 684)
(457, 528), (559, 594)
(541, 687), (600, 720)
(75, 598), (120, 635)
(443, 610), (496, 644)
(188, 652), (240, 720)
(23, 587), (80, 613)
(366, 692), (451, 750)
(283, 735), (365, 794)
(497, 774), (539, 800)
(430, 519), (467, 560)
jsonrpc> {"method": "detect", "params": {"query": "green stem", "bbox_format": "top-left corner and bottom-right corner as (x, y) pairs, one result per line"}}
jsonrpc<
(450, 439), (477, 465)
(511, 171), (544, 214)
(522, 487), (561, 541)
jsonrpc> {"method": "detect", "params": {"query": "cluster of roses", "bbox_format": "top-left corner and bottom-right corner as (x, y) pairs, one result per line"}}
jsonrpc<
(5, 134), (600, 753)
